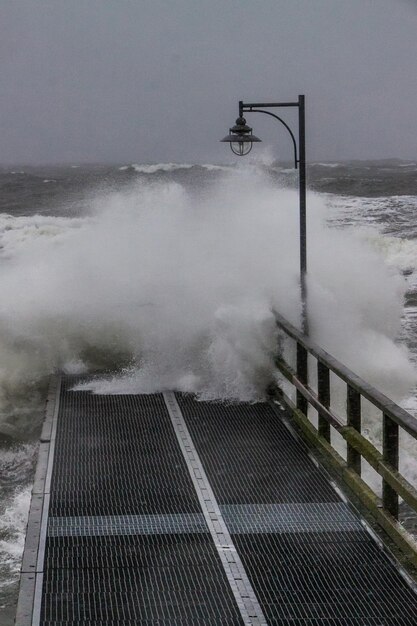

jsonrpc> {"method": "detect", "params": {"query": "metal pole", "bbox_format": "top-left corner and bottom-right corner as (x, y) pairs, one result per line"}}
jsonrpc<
(296, 95), (308, 413)
(298, 95), (308, 335)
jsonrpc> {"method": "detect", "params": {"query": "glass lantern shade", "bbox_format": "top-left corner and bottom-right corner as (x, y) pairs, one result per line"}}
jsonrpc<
(221, 116), (261, 156)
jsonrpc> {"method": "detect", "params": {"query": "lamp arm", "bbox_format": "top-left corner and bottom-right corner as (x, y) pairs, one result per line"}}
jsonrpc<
(242, 108), (298, 168)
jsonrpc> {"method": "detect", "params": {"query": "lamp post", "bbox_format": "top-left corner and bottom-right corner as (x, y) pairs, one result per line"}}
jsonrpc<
(221, 95), (308, 412)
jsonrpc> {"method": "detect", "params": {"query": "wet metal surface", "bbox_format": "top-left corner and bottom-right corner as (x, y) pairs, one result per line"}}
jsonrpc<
(17, 377), (417, 625)
(177, 393), (417, 625)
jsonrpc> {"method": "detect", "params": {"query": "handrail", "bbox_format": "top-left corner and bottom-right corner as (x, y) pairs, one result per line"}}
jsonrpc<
(274, 310), (417, 438)
(275, 354), (417, 515)
(272, 309), (417, 538)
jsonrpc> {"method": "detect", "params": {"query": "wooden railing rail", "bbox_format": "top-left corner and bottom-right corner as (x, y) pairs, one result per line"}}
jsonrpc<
(273, 310), (417, 529)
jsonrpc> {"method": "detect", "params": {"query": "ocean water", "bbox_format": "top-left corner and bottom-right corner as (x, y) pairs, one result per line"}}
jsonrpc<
(0, 159), (417, 622)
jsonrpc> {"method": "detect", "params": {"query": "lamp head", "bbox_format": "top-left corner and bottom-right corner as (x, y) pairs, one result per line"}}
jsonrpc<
(221, 116), (261, 156)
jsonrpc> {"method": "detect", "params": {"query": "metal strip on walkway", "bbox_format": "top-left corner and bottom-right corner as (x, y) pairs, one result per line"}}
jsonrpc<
(47, 502), (360, 537)
(163, 391), (268, 626)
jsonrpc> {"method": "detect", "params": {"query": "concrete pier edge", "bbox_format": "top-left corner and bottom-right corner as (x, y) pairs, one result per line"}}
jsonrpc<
(15, 375), (61, 626)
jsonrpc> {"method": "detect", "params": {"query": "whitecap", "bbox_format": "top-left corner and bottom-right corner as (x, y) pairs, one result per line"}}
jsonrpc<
(118, 162), (231, 174)
(313, 162), (341, 168)
(119, 163), (195, 174)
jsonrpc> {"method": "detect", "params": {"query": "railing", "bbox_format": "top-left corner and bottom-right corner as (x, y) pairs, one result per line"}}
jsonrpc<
(272, 310), (417, 563)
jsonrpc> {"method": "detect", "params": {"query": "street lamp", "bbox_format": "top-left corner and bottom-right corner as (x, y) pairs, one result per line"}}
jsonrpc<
(221, 95), (308, 412)
(221, 96), (307, 331)
(221, 116), (262, 156)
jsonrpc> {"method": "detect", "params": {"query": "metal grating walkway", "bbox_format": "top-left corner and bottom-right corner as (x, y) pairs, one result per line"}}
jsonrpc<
(177, 394), (417, 625)
(16, 376), (417, 625)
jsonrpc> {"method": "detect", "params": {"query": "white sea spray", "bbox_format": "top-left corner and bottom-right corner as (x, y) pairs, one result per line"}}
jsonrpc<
(0, 167), (413, 405)
(0, 165), (416, 495)
(0, 487), (32, 586)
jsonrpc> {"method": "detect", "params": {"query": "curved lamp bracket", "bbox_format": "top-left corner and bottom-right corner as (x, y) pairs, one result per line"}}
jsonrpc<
(242, 108), (298, 169)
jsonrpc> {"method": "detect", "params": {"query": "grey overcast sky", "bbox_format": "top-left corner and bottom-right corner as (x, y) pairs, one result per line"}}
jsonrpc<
(1, 0), (416, 164)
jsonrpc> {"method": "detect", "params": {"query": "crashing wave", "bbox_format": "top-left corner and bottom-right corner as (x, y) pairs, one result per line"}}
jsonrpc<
(118, 162), (230, 174)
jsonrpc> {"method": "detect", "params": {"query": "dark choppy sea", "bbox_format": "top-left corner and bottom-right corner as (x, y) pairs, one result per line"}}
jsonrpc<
(0, 159), (416, 623)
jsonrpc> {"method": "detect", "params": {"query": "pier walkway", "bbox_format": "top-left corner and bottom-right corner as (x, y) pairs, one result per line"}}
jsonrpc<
(17, 375), (417, 625)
